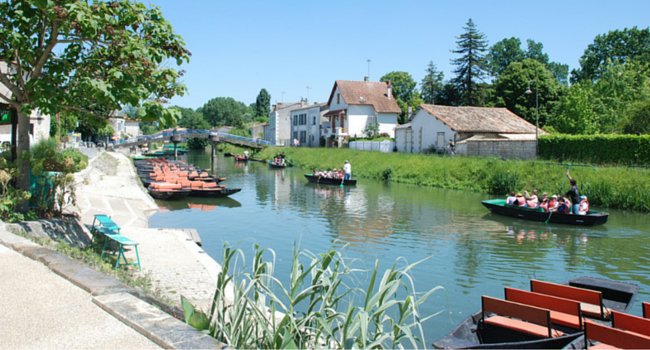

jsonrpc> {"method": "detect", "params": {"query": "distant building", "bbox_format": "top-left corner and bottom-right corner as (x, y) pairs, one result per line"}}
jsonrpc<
(395, 104), (545, 159)
(108, 110), (141, 140)
(289, 100), (329, 147)
(216, 126), (232, 134)
(250, 122), (268, 141)
(324, 78), (400, 147)
(267, 102), (302, 146)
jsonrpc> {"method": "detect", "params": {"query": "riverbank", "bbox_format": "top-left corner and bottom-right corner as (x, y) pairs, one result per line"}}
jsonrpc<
(0, 149), (228, 348)
(254, 146), (650, 212)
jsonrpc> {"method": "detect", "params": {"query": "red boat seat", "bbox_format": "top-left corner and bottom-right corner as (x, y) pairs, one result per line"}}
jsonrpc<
(504, 287), (585, 329)
(203, 182), (217, 188)
(612, 311), (650, 338)
(481, 296), (563, 339)
(530, 279), (607, 319)
(585, 322), (650, 349)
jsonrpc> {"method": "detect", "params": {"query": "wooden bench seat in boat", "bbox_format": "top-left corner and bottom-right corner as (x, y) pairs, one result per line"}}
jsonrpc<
(504, 287), (587, 330)
(643, 301), (650, 318)
(611, 311), (650, 338)
(481, 296), (564, 339)
(530, 279), (608, 319)
(585, 322), (650, 349)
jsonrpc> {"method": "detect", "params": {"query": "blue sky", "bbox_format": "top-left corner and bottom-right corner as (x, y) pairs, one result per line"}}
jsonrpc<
(151, 0), (650, 110)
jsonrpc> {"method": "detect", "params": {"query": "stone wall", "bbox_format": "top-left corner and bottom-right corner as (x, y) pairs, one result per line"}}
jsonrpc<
(460, 139), (536, 160)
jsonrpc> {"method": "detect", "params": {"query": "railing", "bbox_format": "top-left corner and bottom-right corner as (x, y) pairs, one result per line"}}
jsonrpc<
(111, 129), (273, 147)
(322, 127), (348, 136)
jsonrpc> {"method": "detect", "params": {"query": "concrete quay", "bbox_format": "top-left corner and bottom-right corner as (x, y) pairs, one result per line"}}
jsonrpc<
(0, 150), (229, 349)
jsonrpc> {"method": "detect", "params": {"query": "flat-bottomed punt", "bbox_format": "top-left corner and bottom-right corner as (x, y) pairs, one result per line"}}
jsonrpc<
(304, 174), (357, 186)
(433, 276), (638, 349)
(482, 199), (608, 226)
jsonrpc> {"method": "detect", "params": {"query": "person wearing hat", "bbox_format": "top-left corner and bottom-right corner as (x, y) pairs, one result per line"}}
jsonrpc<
(547, 195), (559, 212)
(513, 192), (526, 206)
(579, 195), (589, 215)
(539, 192), (549, 211)
(343, 160), (352, 180)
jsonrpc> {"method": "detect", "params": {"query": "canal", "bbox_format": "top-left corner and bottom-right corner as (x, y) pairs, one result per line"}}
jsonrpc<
(148, 150), (650, 344)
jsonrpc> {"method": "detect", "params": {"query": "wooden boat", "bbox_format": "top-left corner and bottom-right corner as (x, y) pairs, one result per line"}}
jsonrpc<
(148, 183), (190, 200)
(223, 152), (234, 157)
(234, 155), (248, 162)
(268, 160), (287, 168)
(304, 174), (357, 186)
(482, 199), (608, 226)
(432, 276), (639, 349)
(189, 187), (242, 198)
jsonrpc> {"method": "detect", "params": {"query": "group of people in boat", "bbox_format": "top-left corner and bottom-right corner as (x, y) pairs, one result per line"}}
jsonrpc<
(505, 171), (590, 215)
(312, 160), (352, 180)
(272, 152), (286, 165)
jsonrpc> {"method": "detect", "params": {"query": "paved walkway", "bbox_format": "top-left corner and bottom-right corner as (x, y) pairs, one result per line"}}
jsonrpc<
(0, 149), (230, 348)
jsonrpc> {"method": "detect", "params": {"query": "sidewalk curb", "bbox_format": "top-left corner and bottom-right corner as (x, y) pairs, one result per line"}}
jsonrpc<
(0, 229), (228, 349)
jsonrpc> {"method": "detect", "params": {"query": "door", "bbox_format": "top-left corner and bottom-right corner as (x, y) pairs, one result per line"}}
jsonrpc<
(437, 132), (445, 151)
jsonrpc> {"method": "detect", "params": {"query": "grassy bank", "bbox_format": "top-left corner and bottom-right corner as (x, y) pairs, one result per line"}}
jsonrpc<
(255, 146), (650, 212)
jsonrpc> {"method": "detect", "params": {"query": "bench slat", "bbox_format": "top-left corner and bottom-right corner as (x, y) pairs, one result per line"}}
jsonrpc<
(505, 287), (583, 329)
(586, 322), (650, 349)
(612, 311), (650, 337)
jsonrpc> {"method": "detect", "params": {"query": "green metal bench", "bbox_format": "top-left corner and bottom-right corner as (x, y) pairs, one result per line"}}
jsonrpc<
(92, 215), (141, 271)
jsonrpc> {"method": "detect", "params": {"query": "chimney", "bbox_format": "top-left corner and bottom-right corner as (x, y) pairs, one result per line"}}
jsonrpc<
(407, 105), (412, 120)
(272, 104), (277, 112)
(364, 76), (369, 82)
(301, 98), (308, 107)
(387, 80), (392, 99)
(314, 102), (318, 105)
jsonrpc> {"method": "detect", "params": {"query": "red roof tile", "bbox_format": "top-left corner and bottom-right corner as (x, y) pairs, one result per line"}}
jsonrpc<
(328, 80), (401, 114)
(420, 104), (545, 134)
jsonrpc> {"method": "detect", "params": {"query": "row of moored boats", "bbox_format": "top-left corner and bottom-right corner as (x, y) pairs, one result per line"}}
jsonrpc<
(433, 276), (648, 349)
(134, 158), (241, 200)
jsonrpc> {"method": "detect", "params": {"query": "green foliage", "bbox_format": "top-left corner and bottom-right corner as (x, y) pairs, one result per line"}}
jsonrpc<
(362, 122), (380, 138)
(0, 158), (31, 222)
(181, 296), (210, 331)
(493, 59), (564, 127)
(420, 61), (445, 104)
(205, 242), (441, 349)
(571, 26), (650, 83)
(539, 134), (650, 165)
(380, 71), (419, 122)
(199, 97), (248, 128)
(488, 37), (568, 85)
(451, 18), (490, 106)
(260, 146), (650, 212)
(255, 89), (271, 119)
(177, 106), (210, 149)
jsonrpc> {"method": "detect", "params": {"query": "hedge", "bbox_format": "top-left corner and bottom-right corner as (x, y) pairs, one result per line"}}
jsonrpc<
(539, 134), (650, 165)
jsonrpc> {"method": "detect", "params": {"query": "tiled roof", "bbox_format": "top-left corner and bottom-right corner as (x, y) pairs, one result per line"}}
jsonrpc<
(419, 104), (544, 134)
(328, 80), (401, 114)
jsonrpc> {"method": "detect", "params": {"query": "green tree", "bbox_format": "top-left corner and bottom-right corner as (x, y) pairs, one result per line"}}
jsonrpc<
(623, 99), (650, 134)
(177, 107), (210, 148)
(380, 71), (419, 123)
(255, 89), (271, 119)
(487, 37), (524, 77)
(420, 61), (445, 104)
(571, 26), (650, 83)
(435, 82), (462, 106)
(547, 84), (599, 134)
(451, 19), (490, 106)
(199, 97), (248, 128)
(493, 59), (563, 127)
(0, 0), (189, 211)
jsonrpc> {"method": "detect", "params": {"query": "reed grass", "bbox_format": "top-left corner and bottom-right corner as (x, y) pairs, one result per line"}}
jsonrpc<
(257, 147), (650, 212)
(205, 242), (443, 349)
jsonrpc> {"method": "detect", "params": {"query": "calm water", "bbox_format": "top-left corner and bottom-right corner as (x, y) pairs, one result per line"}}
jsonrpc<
(149, 150), (650, 344)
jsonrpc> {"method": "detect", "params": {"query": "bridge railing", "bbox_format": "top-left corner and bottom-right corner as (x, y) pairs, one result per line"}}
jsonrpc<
(111, 129), (273, 147)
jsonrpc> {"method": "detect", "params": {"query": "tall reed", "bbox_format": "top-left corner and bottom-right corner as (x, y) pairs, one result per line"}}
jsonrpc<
(206, 242), (443, 349)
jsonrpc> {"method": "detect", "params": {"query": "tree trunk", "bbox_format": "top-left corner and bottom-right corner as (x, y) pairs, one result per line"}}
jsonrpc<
(16, 110), (31, 213)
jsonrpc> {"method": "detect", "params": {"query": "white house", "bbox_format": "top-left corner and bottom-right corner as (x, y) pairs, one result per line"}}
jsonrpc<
(324, 79), (401, 147)
(0, 61), (51, 146)
(290, 101), (329, 147)
(267, 102), (302, 146)
(395, 104), (545, 159)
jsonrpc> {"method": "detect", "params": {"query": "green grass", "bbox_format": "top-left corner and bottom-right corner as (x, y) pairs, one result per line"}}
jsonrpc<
(257, 147), (650, 212)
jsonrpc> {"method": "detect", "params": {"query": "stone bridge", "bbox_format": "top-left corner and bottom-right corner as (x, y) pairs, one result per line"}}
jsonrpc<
(112, 129), (271, 149)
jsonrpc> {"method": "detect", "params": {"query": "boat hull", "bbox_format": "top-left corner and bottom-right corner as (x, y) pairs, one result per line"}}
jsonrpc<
(482, 199), (608, 226)
(432, 277), (638, 349)
(148, 189), (190, 200)
(189, 188), (242, 198)
(304, 174), (357, 186)
(268, 161), (287, 168)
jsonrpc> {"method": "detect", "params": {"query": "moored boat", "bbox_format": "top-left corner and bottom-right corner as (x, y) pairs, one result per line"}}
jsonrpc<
(304, 174), (357, 186)
(432, 276), (639, 349)
(234, 155), (248, 162)
(482, 199), (608, 226)
(148, 183), (191, 200)
(268, 160), (287, 168)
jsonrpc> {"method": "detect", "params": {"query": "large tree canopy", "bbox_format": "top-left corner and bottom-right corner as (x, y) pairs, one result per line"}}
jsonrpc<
(488, 37), (569, 85)
(380, 71), (419, 123)
(420, 61), (445, 104)
(571, 26), (650, 83)
(199, 97), (248, 128)
(254, 88), (271, 120)
(0, 0), (190, 210)
(450, 18), (489, 106)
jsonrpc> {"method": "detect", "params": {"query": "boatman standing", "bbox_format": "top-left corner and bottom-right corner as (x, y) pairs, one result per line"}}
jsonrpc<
(343, 160), (352, 180)
(244, 150), (249, 160)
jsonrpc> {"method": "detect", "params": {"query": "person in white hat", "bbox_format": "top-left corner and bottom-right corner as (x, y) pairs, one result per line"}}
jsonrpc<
(343, 160), (352, 180)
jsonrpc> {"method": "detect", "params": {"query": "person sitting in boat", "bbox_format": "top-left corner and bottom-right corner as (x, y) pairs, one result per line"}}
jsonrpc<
(524, 190), (538, 208)
(557, 197), (572, 214)
(513, 193), (526, 206)
(281, 152), (286, 165)
(506, 191), (517, 205)
(539, 192), (549, 211)
(579, 195), (589, 215)
(326, 168), (333, 178)
(547, 195), (559, 212)
(332, 168), (340, 179)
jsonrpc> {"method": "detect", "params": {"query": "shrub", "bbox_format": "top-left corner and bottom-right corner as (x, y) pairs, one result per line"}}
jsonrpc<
(539, 134), (650, 165)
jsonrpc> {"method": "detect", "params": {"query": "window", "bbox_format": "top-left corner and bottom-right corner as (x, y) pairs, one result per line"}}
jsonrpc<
(300, 131), (306, 145)
(313, 116), (316, 125)
(337, 93), (340, 104)
(293, 115), (298, 125)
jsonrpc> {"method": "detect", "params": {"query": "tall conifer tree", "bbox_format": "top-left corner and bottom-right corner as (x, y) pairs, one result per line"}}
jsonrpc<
(451, 19), (489, 106)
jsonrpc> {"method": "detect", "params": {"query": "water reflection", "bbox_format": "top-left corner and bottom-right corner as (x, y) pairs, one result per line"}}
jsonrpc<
(149, 151), (650, 342)
(155, 196), (242, 212)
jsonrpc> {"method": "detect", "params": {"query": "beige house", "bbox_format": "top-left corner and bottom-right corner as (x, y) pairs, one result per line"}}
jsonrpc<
(395, 105), (545, 159)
